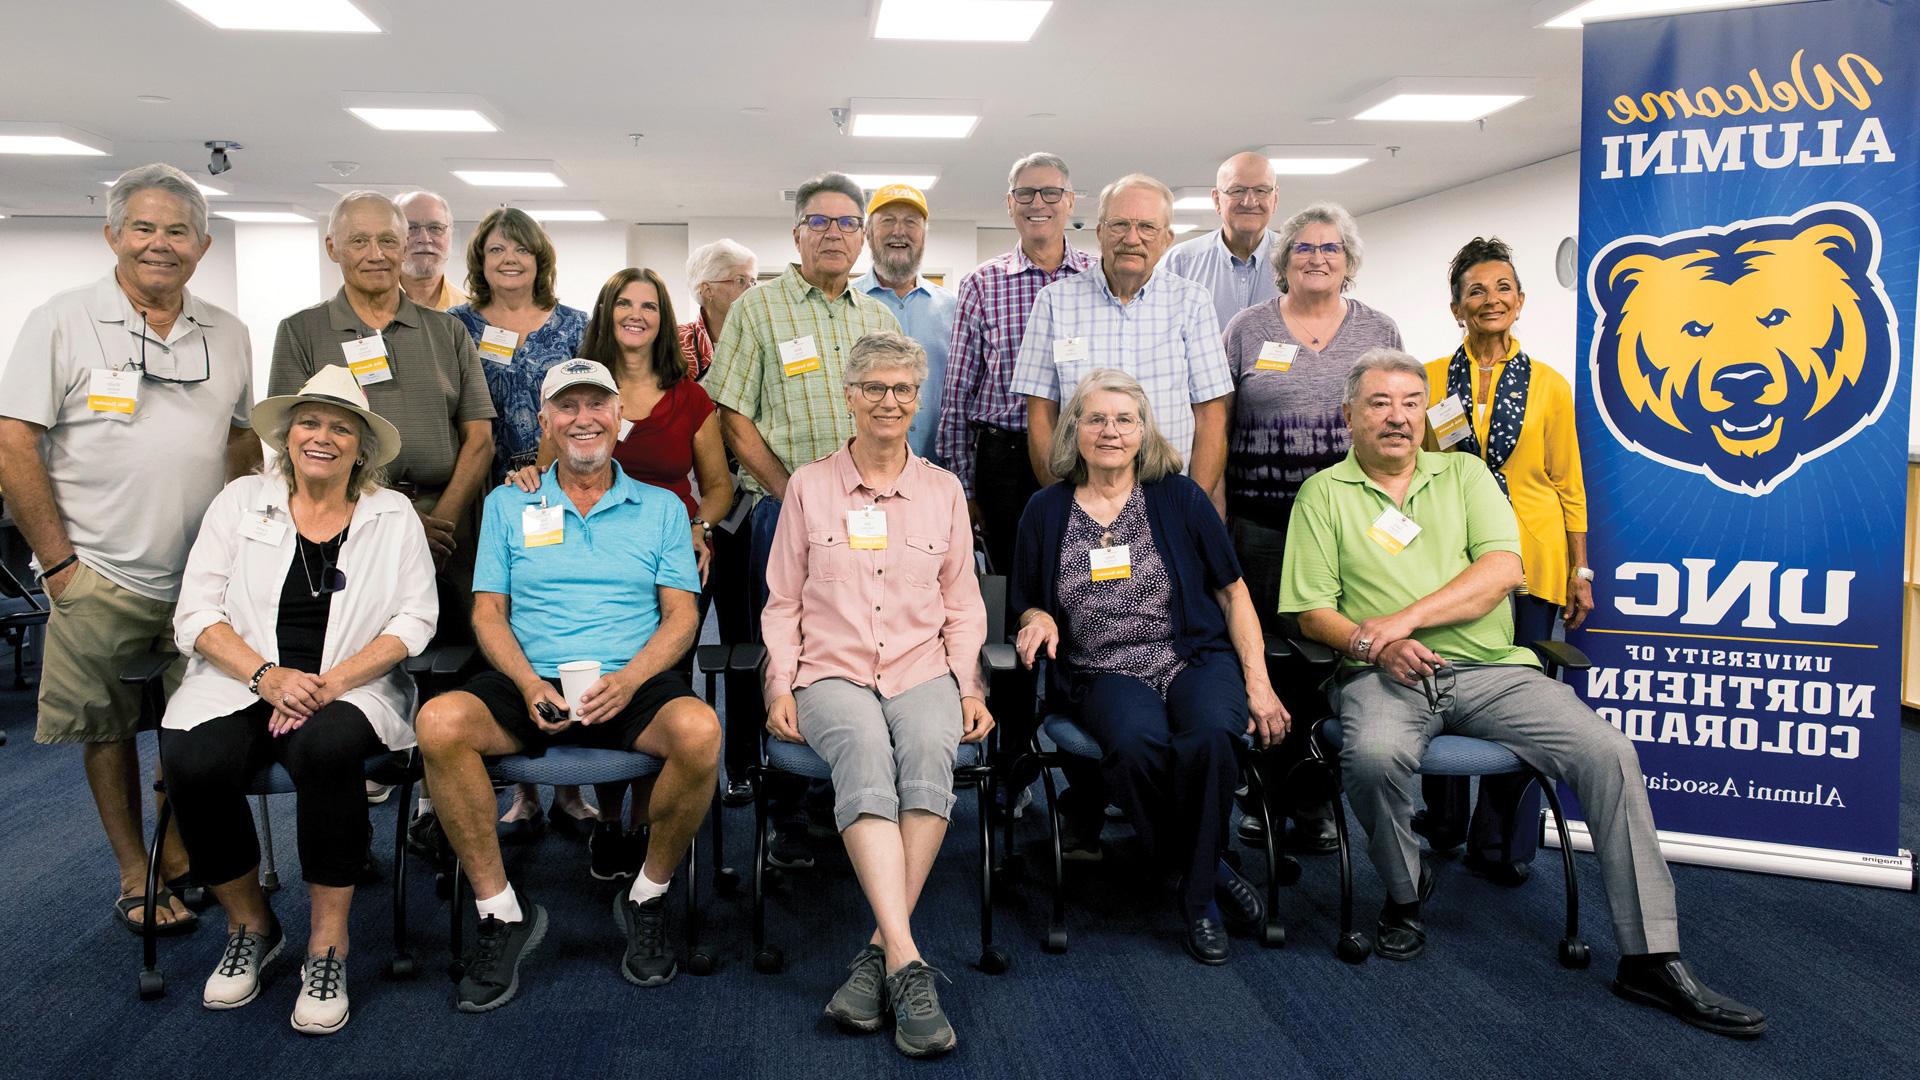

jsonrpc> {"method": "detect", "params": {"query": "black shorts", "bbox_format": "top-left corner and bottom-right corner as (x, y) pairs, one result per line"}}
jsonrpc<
(458, 668), (697, 758)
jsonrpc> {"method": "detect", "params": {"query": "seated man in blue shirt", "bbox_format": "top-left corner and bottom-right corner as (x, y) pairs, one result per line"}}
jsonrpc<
(417, 358), (718, 1012)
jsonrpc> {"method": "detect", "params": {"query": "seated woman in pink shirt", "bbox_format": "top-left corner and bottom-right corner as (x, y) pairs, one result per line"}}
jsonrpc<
(761, 331), (991, 1059)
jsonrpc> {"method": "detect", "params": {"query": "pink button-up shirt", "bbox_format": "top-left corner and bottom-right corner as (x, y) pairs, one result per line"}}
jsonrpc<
(762, 441), (986, 702)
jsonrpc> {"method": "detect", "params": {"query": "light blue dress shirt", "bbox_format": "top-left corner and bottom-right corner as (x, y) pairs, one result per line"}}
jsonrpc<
(853, 271), (957, 463)
(1162, 228), (1282, 332)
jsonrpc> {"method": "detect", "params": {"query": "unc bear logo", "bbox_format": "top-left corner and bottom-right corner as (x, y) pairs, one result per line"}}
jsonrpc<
(1588, 203), (1899, 495)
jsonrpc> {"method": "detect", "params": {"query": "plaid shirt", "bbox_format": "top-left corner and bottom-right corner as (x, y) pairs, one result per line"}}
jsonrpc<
(1007, 265), (1232, 470)
(934, 239), (1095, 496)
(705, 264), (901, 494)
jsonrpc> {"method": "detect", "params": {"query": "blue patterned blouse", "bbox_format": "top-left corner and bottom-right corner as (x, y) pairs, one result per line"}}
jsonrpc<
(448, 303), (588, 481)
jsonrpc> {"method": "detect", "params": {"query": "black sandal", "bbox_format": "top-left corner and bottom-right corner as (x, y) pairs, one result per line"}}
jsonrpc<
(116, 888), (199, 937)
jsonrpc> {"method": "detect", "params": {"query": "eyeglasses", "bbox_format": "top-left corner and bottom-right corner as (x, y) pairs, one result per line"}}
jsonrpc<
(1292, 241), (1346, 258)
(801, 214), (864, 233)
(126, 313), (211, 386)
(1084, 413), (1140, 434)
(854, 381), (919, 403)
(1010, 186), (1068, 205)
(406, 223), (450, 238)
(1223, 185), (1276, 201)
(1101, 219), (1163, 242)
(1419, 664), (1455, 714)
(297, 531), (348, 597)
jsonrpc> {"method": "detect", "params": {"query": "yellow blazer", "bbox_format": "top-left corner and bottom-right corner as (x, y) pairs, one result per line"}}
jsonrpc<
(1423, 338), (1587, 606)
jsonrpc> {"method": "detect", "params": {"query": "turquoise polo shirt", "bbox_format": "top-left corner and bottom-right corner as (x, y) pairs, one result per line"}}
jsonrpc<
(1277, 449), (1534, 668)
(474, 462), (701, 677)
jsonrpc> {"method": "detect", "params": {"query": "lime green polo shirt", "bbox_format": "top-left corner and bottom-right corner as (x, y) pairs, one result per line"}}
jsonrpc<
(1277, 449), (1535, 668)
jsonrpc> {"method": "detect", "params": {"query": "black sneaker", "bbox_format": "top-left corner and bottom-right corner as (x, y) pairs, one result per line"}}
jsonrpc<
(455, 902), (547, 1012)
(406, 810), (454, 870)
(613, 891), (678, 987)
(590, 822), (642, 882)
(884, 960), (957, 1057)
(1060, 819), (1104, 863)
(766, 822), (815, 870)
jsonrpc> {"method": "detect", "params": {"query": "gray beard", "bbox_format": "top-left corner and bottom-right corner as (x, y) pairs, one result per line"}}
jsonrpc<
(873, 248), (922, 284)
(402, 256), (443, 280)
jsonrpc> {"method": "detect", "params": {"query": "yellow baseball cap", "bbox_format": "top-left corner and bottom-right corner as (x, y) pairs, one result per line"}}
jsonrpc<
(865, 183), (929, 219)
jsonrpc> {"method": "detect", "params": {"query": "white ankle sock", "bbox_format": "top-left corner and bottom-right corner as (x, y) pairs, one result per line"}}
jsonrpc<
(417, 795), (433, 815)
(628, 869), (671, 904)
(474, 884), (523, 924)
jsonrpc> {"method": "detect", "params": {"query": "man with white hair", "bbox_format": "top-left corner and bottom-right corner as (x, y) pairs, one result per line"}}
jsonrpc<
(0, 162), (259, 934)
(851, 184), (956, 462)
(1162, 151), (1282, 331)
(397, 190), (465, 311)
(269, 190), (495, 641)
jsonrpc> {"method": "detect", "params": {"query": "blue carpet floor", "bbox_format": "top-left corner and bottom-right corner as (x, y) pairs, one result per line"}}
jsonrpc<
(0, 669), (1915, 1080)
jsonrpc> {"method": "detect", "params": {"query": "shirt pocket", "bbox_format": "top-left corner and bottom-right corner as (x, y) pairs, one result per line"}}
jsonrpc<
(903, 534), (950, 589)
(806, 529), (850, 583)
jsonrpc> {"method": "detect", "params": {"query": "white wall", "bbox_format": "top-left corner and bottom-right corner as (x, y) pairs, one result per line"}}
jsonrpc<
(231, 222), (322, 400)
(1350, 154), (1581, 383)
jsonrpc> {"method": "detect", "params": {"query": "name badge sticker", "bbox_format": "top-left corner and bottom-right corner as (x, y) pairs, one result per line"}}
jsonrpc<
(341, 337), (393, 386)
(1367, 507), (1422, 554)
(522, 503), (565, 548)
(1089, 544), (1132, 582)
(1253, 341), (1298, 372)
(779, 335), (822, 377)
(479, 325), (518, 364)
(238, 512), (288, 546)
(87, 369), (140, 417)
(1052, 337), (1089, 365)
(847, 507), (888, 550)
(1428, 395), (1470, 449)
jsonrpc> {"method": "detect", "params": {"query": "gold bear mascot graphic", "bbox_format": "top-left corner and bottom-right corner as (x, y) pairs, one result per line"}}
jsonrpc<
(1590, 204), (1896, 494)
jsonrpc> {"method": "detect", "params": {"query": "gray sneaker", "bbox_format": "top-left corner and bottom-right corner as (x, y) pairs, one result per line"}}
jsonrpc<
(823, 944), (888, 1032)
(884, 960), (957, 1057)
(202, 918), (284, 1010)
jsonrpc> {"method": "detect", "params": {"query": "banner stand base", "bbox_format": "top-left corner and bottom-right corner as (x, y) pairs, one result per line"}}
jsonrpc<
(1541, 817), (1916, 891)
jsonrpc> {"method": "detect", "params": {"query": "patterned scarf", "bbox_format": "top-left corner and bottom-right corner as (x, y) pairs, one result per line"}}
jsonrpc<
(1443, 341), (1531, 498)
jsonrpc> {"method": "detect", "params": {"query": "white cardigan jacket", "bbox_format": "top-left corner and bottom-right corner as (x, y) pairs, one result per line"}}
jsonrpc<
(163, 473), (439, 750)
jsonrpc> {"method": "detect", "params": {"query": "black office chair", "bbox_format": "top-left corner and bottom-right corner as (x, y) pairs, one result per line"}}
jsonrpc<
(0, 558), (48, 702)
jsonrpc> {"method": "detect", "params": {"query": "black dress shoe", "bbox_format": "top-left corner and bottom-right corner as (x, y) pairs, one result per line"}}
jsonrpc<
(1235, 814), (1267, 846)
(1375, 909), (1426, 961)
(1612, 957), (1767, 1037)
(1290, 816), (1340, 854)
(1214, 864), (1265, 934)
(721, 778), (755, 808)
(1186, 915), (1230, 965)
(1410, 810), (1465, 853)
(1462, 853), (1532, 887)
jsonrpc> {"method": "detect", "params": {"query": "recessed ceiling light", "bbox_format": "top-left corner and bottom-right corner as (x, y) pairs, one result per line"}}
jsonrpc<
(0, 122), (111, 156)
(1350, 77), (1534, 123)
(847, 98), (981, 139)
(137, 94), (172, 104)
(448, 159), (566, 188)
(1307, 116), (1338, 126)
(844, 170), (941, 190)
(872, 0), (1052, 42)
(349, 107), (496, 132)
(101, 178), (225, 197)
(1539, 0), (1759, 29)
(1172, 223), (1202, 235)
(169, 0), (381, 32)
(214, 210), (313, 223)
(1257, 146), (1373, 175)
(521, 208), (606, 223)
(1172, 197), (1213, 212)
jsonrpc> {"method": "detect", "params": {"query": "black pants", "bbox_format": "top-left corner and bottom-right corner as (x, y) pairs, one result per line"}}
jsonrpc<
(161, 699), (384, 888)
(1419, 594), (1560, 863)
(1228, 516), (1331, 827)
(710, 500), (761, 781)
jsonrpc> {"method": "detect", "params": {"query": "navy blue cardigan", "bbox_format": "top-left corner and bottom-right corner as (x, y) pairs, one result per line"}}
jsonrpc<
(1010, 474), (1244, 705)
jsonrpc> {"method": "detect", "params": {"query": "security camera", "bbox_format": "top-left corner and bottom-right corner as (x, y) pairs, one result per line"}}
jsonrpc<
(205, 140), (242, 176)
(1071, 219), (1085, 230)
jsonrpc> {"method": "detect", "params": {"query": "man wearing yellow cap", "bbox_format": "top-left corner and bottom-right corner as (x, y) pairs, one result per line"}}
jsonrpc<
(851, 184), (956, 463)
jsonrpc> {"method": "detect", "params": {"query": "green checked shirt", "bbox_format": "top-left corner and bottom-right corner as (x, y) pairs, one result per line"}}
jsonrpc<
(705, 265), (901, 494)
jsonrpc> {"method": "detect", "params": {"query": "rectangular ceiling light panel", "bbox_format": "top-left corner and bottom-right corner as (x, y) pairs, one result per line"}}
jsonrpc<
(1540, 1), (1760, 29)
(215, 211), (314, 223)
(171, 1), (381, 32)
(0, 123), (111, 156)
(871, 0), (1052, 41)
(350, 108), (496, 132)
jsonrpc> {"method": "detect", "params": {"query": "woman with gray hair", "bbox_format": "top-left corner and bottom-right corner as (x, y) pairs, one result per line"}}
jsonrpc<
(680, 239), (757, 379)
(159, 365), (437, 1034)
(1010, 369), (1288, 966)
(760, 330), (989, 1057)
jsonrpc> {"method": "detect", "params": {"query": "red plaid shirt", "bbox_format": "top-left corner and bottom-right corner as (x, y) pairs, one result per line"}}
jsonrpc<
(678, 311), (714, 381)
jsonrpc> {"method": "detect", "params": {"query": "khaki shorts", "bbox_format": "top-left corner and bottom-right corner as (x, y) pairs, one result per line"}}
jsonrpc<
(36, 561), (181, 744)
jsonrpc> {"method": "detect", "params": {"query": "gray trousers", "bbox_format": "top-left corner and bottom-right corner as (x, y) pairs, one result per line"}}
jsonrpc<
(795, 675), (963, 832)
(1333, 665), (1679, 954)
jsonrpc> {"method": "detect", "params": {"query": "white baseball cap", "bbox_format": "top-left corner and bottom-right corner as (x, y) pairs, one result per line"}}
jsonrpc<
(540, 357), (619, 400)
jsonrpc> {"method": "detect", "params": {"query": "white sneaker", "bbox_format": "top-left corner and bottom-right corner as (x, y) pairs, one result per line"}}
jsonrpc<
(290, 948), (349, 1035)
(203, 919), (284, 1010)
(365, 780), (395, 804)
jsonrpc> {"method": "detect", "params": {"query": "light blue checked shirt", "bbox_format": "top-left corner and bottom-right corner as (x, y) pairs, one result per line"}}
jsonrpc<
(852, 271), (956, 464)
(1009, 265), (1233, 469)
(1161, 228), (1282, 332)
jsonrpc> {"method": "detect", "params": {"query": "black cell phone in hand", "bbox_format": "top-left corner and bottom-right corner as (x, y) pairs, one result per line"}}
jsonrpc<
(535, 701), (567, 725)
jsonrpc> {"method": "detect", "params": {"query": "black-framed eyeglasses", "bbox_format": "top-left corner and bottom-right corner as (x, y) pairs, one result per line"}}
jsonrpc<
(297, 530), (348, 597)
(1010, 186), (1068, 205)
(1292, 241), (1346, 258)
(854, 381), (919, 403)
(125, 312), (211, 386)
(1419, 664), (1455, 714)
(801, 214), (864, 233)
(1223, 185), (1276, 201)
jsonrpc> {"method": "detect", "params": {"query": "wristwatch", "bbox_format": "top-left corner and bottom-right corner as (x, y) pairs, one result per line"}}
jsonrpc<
(1573, 566), (1595, 582)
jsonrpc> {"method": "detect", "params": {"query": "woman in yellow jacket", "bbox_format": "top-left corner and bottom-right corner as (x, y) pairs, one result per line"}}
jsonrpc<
(1415, 236), (1595, 884)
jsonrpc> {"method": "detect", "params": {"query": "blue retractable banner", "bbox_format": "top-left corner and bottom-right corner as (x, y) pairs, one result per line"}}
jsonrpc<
(1569, 0), (1914, 875)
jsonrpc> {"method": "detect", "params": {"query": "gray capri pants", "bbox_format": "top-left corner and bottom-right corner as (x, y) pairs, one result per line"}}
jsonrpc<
(795, 674), (964, 832)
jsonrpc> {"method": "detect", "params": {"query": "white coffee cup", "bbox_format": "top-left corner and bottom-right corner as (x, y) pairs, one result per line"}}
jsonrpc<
(557, 660), (602, 717)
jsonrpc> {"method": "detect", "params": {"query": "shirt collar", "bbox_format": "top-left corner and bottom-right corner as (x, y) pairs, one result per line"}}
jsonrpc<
(250, 475), (407, 522)
(853, 270), (929, 301)
(777, 263), (858, 306)
(88, 273), (219, 331)
(538, 461), (643, 518)
(1091, 262), (1164, 304)
(1010, 237), (1093, 276)
(1467, 335), (1524, 365)
(831, 439), (922, 501)
(1214, 228), (1277, 269)
(327, 287), (422, 333)
(1326, 449), (1449, 496)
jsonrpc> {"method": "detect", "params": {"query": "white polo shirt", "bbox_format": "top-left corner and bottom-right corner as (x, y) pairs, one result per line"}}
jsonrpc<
(0, 274), (253, 601)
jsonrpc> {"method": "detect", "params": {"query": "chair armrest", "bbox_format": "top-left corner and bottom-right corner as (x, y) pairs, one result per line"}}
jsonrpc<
(405, 644), (475, 678)
(982, 643), (1016, 674)
(1527, 639), (1591, 674)
(694, 644), (733, 674)
(118, 648), (177, 686)
(1290, 636), (1338, 667)
(730, 643), (767, 673)
(1262, 634), (1293, 661)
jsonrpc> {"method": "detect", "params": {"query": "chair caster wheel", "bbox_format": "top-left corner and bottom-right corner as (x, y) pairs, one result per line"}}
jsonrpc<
(1044, 928), (1068, 954)
(386, 954), (418, 980)
(1274, 855), (1303, 887)
(689, 951), (716, 976)
(715, 868), (741, 896)
(1261, 923), (1286, 949)
(752, 948), (784, 974)
(138, 970), (165, 1000)
(1337, 932), (1372, 965)
(1559, 938), (1591, 969)
(976, 946), (1011, 975)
